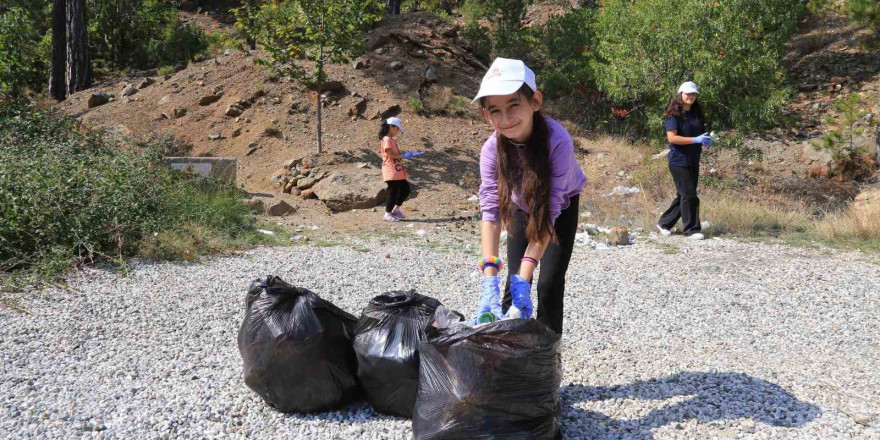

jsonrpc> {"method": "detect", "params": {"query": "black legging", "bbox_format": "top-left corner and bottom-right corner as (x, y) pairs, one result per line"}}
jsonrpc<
(385, 179), (411, 213)
(502, 195), (579, 334)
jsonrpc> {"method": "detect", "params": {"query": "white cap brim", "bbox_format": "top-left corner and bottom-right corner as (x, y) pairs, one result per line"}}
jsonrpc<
(472, 80), (526, 103)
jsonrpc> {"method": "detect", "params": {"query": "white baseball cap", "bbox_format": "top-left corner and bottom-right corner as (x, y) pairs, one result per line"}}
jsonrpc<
(472, 58), (537, 103)
(386, 117), (404, 133)
(678, 81), (699, 94)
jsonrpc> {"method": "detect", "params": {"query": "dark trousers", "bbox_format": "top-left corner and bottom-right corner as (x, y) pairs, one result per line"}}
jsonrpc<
(386, 0), (401, 14)
(503, 195), (579, 335)
(658, 164), (701, 235)
(385, 179), (410, 212)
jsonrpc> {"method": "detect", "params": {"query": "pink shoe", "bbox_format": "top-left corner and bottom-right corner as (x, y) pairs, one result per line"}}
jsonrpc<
(392, 209), (405, 219)
(383, 213), (398, 222)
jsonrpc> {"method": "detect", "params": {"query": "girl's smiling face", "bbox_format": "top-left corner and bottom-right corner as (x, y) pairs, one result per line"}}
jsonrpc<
(681, 92), (698, 106)
(481, 90), (543, 143)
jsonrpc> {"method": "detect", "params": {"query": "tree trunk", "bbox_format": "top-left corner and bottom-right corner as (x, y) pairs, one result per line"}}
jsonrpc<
(876, 76), (879, 164)
(316, 58), (324, 154)
(66, 0), (91, 96)
(49, 0), (67, 100)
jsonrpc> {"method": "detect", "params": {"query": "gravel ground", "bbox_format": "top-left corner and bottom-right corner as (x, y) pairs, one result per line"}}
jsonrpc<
(1, 232), (878, 439)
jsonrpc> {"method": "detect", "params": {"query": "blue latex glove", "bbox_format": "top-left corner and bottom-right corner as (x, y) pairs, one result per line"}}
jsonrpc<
(509, 274), (534, 319)
(692, 133), (714, 146)
(478, 276), (504, 319)
(402, 151), (425, 159)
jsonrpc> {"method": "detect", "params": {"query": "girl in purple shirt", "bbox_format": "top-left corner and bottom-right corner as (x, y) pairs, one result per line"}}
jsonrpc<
(473, 58), (586, 334)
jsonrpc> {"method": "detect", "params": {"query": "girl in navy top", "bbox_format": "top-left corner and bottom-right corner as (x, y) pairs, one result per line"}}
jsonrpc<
(657, 81), (713, 240)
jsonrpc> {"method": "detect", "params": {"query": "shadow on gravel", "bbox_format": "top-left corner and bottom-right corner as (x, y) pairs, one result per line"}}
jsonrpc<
(559, 371), (821, 439)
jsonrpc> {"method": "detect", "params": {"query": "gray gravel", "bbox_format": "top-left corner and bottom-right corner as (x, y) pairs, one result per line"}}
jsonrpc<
(1, 232), (878, 439)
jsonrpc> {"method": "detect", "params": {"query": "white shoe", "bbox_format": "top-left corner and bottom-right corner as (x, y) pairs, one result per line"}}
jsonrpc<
(687, 233), (705, 240)
(383, 213), (398, 222)
(656, 225), (672, 236)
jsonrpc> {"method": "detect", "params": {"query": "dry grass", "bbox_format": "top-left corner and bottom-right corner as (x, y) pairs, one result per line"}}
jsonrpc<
(576, 134), (880, 251)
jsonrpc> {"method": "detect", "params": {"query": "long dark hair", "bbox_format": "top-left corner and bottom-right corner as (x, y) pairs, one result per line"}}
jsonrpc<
(662, 92), (708, 125)
(378, 121), (390, 140)
(480, 85), (556, 244)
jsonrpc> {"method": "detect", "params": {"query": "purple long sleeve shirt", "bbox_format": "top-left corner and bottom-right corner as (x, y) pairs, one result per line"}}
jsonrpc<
(479, 116), (587, 224)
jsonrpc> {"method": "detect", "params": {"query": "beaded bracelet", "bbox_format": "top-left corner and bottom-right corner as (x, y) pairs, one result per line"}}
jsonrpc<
(478, 256), (504, 272)
(521, 256), (538, 266)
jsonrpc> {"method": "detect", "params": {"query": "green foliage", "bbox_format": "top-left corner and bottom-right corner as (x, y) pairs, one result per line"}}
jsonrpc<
(0, 101), (258, 277)
(88, 0), (208, 71)
(206, 30), (248, 56)
(0, 6), (49, 95)
(538, 7), (597, 99)
(447, 95), (469, 114)
(235, 0), (382, 85)
(812, 93), (875, 178)
(808, 0), (880, 29)
(594, 0), (803, 132)
(459, 0), (530, 60)
(407, 97), (424, 113)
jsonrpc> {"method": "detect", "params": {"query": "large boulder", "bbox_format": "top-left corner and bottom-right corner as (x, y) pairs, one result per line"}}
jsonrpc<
(312, 168), (387, 211)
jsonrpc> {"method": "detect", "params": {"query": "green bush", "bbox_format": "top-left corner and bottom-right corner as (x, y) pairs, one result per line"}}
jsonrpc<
(0, 101), (260, 277)
(0, 6), (49, 96)
(538, 7), (598, 99)
(88, 0), (208, 71)
(460, 0), (530, 60)
(594, 0), (804, 133)
(812, 93), (877, 179)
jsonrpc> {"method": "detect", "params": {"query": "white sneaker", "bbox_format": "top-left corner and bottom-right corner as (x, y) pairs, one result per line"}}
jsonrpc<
(656, 224), (672, 236)
(392, 209), (405, 219)
(383, 213), (398, 222)
(687, 233), (705, 240)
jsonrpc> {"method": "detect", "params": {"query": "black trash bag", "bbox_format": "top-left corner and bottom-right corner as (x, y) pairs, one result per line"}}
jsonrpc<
(413, 319), (563, 440)
(238, 276), (359, 413)
(353, 290), (443, 417)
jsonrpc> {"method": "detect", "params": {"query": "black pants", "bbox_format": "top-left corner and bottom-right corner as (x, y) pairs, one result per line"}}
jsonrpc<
(385, 179), (410, 212)
(386, 0), (401, 14)
(658, 164), (701, 235)
(503, 195), (579, 335)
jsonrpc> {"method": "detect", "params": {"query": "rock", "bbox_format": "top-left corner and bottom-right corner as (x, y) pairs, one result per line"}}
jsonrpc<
(158, 94), (171, 105)
(138, 77), (155, 89)
(199, 94), (222, 106)
(354, 58), (371, 70)
(208, 133), (222, 141)
(246, 147), (258, 156)
(122, 84), (138, 96)
(381, 104), (401, 118)
(301, 188), (317, 199)
(829, 76), (848, 85)
(212, 85), (224, 95)
(412, 49), (427, 58)
(302, 157), (315, 168)
(283, 180), (296, 194)
(271, 96), (282, 105)
(267, 200), (296, 216)
(348, 97), (368, 118)
(87, 91), (111, 108)
(225, 103), (245, 117)
(608, 227), (630, 246)
(270, 168), (291, 186)
(314, 80), (345, 93)
(364, 33), (390, 51)
(297, 177), (317, 190)
(312, 169), (387, 211)
(424, 65), (439, 83)
(284, 158), (302, 169)
(802, 144), (833, 168)
(232, 127), (242, 137)
(853, 185), (880, 210)
(797, 84), (818, 92)
(388, 61), (403, 70)
(162, 107), (187, 119)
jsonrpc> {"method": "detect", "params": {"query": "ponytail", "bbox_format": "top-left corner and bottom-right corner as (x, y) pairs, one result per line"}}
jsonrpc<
(378, 122), (390, 140)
